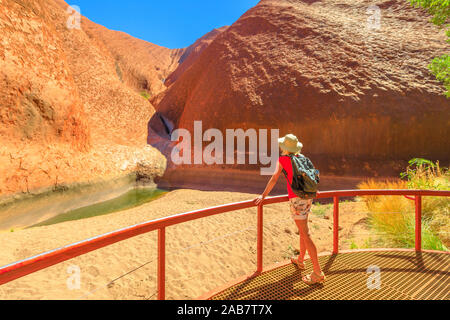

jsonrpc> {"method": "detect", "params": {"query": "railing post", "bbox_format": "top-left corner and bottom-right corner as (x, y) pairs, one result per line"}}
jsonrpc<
(158, 227), (166, 300)
(415, 195), (422, 252)
(257, 204), (263, 273)
(333, 196), (339, 254)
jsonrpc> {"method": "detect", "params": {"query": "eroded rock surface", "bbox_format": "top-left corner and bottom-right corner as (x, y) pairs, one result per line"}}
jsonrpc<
(0, 0), (177, 196)
(151, 0), (450, 177)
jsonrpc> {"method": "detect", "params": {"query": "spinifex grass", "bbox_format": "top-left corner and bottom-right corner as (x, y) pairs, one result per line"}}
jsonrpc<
(311, 202), (332, 218)
(357, 159), (449, 251)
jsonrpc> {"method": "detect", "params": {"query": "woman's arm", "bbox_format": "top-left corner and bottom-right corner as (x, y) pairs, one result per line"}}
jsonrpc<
(254, 160), (283, 205)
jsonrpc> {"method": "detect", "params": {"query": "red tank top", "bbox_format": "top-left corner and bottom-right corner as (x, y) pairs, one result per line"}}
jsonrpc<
(279, 156), (298, 199)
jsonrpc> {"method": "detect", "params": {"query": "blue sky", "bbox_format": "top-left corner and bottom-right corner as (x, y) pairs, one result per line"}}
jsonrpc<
(71, 1), (259, 49)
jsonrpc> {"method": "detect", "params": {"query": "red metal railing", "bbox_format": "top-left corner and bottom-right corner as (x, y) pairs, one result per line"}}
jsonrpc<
(0, 189), (449, 300)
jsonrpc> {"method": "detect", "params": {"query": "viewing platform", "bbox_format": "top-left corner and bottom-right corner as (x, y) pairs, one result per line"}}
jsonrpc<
(203, 249), (449, 300)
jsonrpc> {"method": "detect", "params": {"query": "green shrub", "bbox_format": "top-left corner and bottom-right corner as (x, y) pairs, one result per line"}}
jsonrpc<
(409, 0), (449, 97)
(140, 91), (151, 100)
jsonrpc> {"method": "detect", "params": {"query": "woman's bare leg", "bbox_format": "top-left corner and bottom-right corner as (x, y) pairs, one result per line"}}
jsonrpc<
(295, 219), (322, 275)
(298, 235), (307, 263)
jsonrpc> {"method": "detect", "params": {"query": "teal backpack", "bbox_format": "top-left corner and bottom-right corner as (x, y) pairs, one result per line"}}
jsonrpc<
(282, 154), (320, 199)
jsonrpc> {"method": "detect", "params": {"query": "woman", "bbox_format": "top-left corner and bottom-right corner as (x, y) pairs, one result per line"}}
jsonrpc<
(254, 134), (325, 285)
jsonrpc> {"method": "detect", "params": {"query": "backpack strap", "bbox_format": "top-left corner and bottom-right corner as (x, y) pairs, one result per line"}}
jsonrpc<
(288, 154), (302, 178)
(280, 155), (292, 180)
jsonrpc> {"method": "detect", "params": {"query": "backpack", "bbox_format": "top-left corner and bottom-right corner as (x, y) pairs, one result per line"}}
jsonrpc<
(281, 154), (320, 199)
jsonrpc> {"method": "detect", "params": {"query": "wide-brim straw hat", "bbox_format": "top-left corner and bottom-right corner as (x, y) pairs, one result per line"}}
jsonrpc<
(278, 134), (303, 154)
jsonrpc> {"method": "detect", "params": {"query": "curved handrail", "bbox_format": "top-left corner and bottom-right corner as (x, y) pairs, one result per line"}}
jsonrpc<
(0, 189), (449, 299)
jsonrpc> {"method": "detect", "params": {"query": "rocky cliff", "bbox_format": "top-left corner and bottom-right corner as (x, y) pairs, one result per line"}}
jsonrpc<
(0, 0), (179, 196)
(150, 0), (450, 177)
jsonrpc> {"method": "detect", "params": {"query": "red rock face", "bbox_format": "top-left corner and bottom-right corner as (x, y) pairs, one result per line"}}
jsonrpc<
(0, 0), (90, 150)
(151, 0), (450, 176)
(0, 0), (177, 196)
(81, 18), (185, 97)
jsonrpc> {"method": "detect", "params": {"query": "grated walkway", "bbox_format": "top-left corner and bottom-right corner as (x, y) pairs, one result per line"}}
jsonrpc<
(208, 250), (449, 300)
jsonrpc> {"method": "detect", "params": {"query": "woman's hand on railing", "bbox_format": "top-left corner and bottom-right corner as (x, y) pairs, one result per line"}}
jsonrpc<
(254, 195), (265, 206)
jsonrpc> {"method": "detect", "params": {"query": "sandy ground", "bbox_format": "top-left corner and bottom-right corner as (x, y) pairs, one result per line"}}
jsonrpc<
(0, 189), (372, 300)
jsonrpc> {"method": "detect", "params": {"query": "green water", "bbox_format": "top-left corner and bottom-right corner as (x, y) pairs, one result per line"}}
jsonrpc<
(29, 188), (167, 228)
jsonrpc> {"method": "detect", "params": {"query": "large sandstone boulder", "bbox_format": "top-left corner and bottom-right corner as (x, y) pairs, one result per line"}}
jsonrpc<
(150, 26), (229, 107)
(150, 0), (450, 176)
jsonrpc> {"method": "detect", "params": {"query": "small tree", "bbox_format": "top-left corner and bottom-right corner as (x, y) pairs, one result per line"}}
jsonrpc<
(410, 0), (449, 97)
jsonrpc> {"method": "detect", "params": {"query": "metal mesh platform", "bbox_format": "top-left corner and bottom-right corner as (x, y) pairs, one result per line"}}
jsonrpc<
(208, 250), (449, 300)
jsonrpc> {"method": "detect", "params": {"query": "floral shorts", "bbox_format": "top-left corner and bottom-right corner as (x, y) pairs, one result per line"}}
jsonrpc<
(289, 198), (313, 221)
